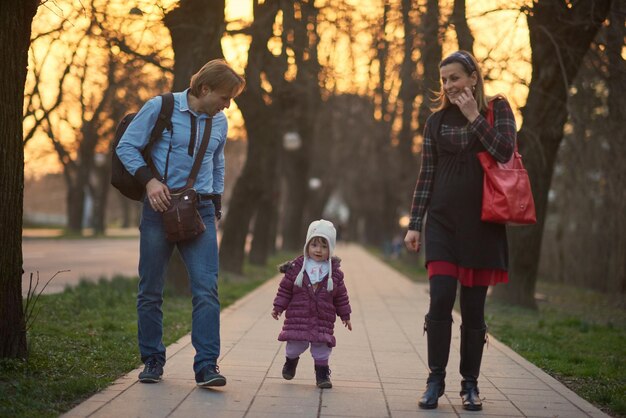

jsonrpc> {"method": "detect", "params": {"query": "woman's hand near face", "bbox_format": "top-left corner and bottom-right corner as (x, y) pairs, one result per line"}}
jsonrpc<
(451, 87), (480, 123)
(404, 230), (421, 253)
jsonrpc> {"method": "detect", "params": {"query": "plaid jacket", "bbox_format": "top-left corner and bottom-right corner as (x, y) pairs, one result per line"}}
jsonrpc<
(408, 99), (516, 231)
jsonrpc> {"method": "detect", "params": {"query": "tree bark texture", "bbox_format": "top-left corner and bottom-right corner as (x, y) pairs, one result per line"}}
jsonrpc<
(221, 99), (280, 273)
(164, 0), (226, 287)
(0, 0), (38, 359)
(249, 188), (279, 265)
(220, 0), (294, 272)
(164, 0), (225, 92)
(396, 0), (420, 201)
(605, 1), (626, 291)
(493, 0), (611, 307)
(416, 0), (441, 134)
(452, 0), (474, 54)
(273, 0), (322, 251)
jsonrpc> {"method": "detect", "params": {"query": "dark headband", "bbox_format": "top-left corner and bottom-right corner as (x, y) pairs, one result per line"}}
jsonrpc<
(441, 51), (477, 74)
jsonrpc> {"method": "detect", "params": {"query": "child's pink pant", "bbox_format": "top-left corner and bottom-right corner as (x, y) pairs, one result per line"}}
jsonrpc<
(285, 341), (332, 366)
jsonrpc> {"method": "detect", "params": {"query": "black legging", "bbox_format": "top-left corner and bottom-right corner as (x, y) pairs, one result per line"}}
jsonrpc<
(427, 275), (487, 329)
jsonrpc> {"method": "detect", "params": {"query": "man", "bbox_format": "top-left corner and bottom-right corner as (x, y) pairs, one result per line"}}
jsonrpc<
(116, 59), (245, 387)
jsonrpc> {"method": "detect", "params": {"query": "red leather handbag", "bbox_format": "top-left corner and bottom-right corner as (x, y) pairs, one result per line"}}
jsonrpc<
(476, 101), (537, 225)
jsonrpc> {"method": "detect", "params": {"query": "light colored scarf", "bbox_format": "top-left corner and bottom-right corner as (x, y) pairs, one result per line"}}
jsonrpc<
(304, 258), (329, 285)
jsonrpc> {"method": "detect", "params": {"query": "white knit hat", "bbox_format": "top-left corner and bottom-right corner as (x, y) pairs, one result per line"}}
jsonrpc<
(294, 219), (337, 291)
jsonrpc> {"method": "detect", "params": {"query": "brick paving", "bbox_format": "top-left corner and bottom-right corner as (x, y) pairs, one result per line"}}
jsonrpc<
(62, 244), (608, 418)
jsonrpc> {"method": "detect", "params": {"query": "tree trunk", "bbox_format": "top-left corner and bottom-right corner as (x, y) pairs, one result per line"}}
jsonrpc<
(452, 0), (474, 54)
(66, 177), (85, 233)
(164, 0), (226, 283)
(417, 0), (441, 134)
(280, 150), (309, 250)
(0, 0), (38, 359)
(220, 0), (284, 273)
(493, 0), (611, 307)
(92, 156), (110, 235)
(606, 1), (626, 292)
(276, 1), (321, 251)
(221, 107), (280, 273)
(397, 0), (419, 199)
(249, 190), (278, 265)
(164, 0), (225, 92)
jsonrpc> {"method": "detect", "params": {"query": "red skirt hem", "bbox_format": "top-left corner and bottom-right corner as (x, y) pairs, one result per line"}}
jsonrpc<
(427, 261), (508, 287)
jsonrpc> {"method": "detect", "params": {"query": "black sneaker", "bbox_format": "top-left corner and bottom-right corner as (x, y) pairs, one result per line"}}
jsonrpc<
(138, 357), (164, 383)
(195, 365), (227, 387)
(282, 356), (299, 380)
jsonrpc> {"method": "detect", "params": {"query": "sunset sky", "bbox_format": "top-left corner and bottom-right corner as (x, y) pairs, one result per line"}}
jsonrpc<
(24, 0), (532, 178)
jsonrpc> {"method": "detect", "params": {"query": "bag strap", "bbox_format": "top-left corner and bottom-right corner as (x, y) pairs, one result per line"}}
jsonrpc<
(184, 117), (213, 189)
(485, 98), (518, 153)
(146, 93), (175, 181)
(486, 100), (494, 127)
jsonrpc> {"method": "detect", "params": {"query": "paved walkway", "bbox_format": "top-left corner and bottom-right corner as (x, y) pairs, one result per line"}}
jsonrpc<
(62, 244), (608, 418)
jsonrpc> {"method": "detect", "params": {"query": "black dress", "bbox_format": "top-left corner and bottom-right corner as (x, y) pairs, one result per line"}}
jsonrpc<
(422, 103), (514, 271)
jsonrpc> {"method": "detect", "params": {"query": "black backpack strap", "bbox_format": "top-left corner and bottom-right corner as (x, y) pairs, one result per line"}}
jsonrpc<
(150, 92), (174, 141)
(143, 92), (174, 181)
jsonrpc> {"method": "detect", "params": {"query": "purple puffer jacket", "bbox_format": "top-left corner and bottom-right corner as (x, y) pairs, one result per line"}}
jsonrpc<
(273, 255), (351, 347)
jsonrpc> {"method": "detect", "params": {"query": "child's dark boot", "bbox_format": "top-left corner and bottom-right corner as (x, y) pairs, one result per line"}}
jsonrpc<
(315, 365), (332, 388)
(282, 356), (299, 380)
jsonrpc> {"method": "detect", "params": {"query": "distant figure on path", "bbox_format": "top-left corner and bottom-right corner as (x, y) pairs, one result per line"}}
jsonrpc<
(404, 50), (516, 411)
(116, 59), (245, 387)
(271, 219), (352, 389)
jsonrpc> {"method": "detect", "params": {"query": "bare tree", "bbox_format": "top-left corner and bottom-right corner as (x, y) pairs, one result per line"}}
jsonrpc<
(605, 0), (626, 291)
(25, 2), (173, 234)
(164, 0), (225, 90)
(540, 2), (626, 294)
(452, 0), (474, 54)
(0, 0), (39, 359)
(220, 1), (282, 273)
(493, 0), (611, 307)
(416, 0), (441, 135)
(276, 0), (322, 253)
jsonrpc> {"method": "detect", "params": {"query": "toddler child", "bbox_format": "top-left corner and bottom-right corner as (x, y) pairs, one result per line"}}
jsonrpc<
(271, 219), (352, 388)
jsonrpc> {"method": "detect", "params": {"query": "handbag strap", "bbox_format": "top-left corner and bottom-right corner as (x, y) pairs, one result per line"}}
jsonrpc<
(485, 99), (518, 153)
(184, 117), (213, 189)
(486, 100), (494, 127)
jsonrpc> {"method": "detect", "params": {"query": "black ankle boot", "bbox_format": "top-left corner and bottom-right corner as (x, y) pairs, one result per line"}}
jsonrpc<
(418, 316), (452, 409)
(419, 375), (445, 409)
(459, 325), (487, 411)
(461, 380), (482, 411)
(282, 356), (299, 380)
(314, 365), (332, 388)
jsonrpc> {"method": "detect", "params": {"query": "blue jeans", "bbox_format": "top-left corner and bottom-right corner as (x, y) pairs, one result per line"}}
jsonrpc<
(137, 199), (220, 374)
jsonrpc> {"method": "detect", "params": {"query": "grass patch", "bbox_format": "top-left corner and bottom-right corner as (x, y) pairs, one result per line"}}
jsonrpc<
(486, 294), (626, 418)
(0, 251), (296, 418)
(367, 247), (626, 418)
(367, 246), (428, 282)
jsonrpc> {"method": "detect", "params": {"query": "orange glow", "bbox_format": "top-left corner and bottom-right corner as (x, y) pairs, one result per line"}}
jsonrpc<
(26, 0), (533, 178)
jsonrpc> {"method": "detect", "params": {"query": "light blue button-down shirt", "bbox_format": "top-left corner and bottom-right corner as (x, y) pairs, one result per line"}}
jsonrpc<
(116, 89), (228, 194)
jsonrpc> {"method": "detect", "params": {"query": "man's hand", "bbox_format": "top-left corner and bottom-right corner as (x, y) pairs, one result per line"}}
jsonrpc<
(146, 179), (171, 212)
(343, 319), (352, 331)
(404, 230), (421, 253)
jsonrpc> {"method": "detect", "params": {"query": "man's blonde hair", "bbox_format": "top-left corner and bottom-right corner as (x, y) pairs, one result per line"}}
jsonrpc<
(189, 59), (245, 98)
